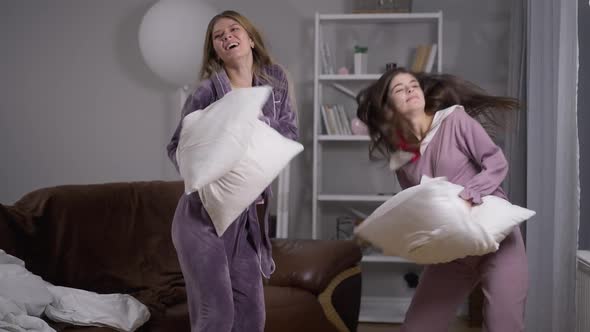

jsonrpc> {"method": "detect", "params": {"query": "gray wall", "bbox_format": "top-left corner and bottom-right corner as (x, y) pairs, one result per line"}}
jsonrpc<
(0, 0), (512, 239)
(579, 0), (589, 250)
(0, 0), (178, 203)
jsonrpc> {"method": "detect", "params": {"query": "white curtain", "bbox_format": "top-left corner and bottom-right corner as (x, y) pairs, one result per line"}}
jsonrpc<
(525, 0), (579, 331)
(503, 0), (527, 208)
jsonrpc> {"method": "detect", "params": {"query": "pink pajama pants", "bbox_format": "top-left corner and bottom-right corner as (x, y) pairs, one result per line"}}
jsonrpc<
(401, 227), (528, 332)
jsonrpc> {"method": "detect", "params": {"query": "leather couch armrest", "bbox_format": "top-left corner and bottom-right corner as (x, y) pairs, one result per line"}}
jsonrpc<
(0, 204), (34, 258)
(269, 239), (362, 295)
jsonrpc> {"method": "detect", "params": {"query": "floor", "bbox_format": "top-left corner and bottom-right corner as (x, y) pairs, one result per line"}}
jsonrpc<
(358, 317), (481, 332)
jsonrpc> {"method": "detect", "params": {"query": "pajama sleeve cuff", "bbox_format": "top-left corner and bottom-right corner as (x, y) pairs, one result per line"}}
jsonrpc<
(459, 189), (483, 205)
(259, 115), (272, 126)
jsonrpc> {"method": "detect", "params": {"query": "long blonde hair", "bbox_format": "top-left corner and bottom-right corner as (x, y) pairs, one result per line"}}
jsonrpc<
(200, 10), (273, 81)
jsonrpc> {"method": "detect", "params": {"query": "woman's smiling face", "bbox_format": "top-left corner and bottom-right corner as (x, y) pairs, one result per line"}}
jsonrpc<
(211, 18), (254, 64)
(387, 72), (426, 116)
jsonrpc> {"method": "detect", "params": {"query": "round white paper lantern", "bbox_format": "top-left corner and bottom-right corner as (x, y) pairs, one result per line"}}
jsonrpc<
(139, 0), (217, 87)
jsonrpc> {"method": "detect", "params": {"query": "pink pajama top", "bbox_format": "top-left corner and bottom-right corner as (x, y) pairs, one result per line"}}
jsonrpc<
(394, 105), (508, 204)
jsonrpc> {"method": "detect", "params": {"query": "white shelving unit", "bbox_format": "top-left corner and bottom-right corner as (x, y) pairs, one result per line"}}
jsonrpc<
(318, 134), (370, 141)
(312, 11), (443, 323)
(274, 167), (290, 238)
(319, 74), (382, 80)
(360, 296), (413, 323)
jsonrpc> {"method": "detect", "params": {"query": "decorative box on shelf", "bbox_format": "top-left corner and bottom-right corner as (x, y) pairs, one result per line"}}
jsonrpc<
(352, 0), (412, 13)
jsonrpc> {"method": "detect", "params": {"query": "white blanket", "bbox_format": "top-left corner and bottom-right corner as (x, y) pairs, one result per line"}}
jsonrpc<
(0, 296), (54, 332)
(0, 250), (150, 332)
(0, 294), (55, 332)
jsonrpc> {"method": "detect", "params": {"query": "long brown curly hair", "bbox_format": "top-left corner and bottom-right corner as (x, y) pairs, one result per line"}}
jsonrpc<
(356, 67), (519, 161)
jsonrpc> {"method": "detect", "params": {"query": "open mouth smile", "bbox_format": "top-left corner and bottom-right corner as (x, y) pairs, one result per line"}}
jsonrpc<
(225, 42), (239, 50)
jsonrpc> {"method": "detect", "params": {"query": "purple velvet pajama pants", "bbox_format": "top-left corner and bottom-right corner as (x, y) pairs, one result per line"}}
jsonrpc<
(171, 193), (266, 332)
(401, 227), (528, 332)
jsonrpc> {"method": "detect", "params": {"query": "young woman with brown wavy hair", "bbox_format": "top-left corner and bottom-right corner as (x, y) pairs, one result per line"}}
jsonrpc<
(357, 67), (527, 332)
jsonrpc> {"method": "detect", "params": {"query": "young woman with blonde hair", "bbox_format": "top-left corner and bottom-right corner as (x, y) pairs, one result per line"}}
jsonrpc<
(166, 10), (298, 332)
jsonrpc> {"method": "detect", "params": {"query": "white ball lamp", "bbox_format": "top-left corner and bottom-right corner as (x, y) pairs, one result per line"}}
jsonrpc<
(139, 0), (217, 102)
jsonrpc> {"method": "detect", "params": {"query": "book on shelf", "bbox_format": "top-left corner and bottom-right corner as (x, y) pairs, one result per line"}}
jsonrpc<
(321, 104), (352, 135)
(320, 41), (335, 74)
(410, 44), (437, 73)
(328, 105), (343, 134)
(423, 44), (437, 73)
(321, 104), (337, 135)
(336, 105), (352, 135)
(410, 45), (427, 72)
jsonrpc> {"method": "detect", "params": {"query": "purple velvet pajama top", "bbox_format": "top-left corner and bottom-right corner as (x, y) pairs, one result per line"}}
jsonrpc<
(395, 107), (508, 204)
(167, 64), (298, 168)
(166, 64), (298, 277)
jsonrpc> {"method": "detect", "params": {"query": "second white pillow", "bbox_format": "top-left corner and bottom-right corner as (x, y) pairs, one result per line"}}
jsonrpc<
(353, 177), (535, 264)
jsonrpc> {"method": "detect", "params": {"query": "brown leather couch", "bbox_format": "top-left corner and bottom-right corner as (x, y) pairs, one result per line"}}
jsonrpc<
(0, 181), (362, 332)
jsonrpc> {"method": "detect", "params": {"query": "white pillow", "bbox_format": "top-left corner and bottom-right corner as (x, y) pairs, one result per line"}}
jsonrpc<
(199, 120), (303, 236)
(471, 194), (535, 243)
(177, 86), (272, 194)
(353, 177), (535, 264)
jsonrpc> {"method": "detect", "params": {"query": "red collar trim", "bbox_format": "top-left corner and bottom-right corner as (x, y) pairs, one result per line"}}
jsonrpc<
(397, 134), (420, 163)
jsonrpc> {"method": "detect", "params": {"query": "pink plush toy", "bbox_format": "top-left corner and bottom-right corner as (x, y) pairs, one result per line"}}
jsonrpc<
(350, 117), (369, 135)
